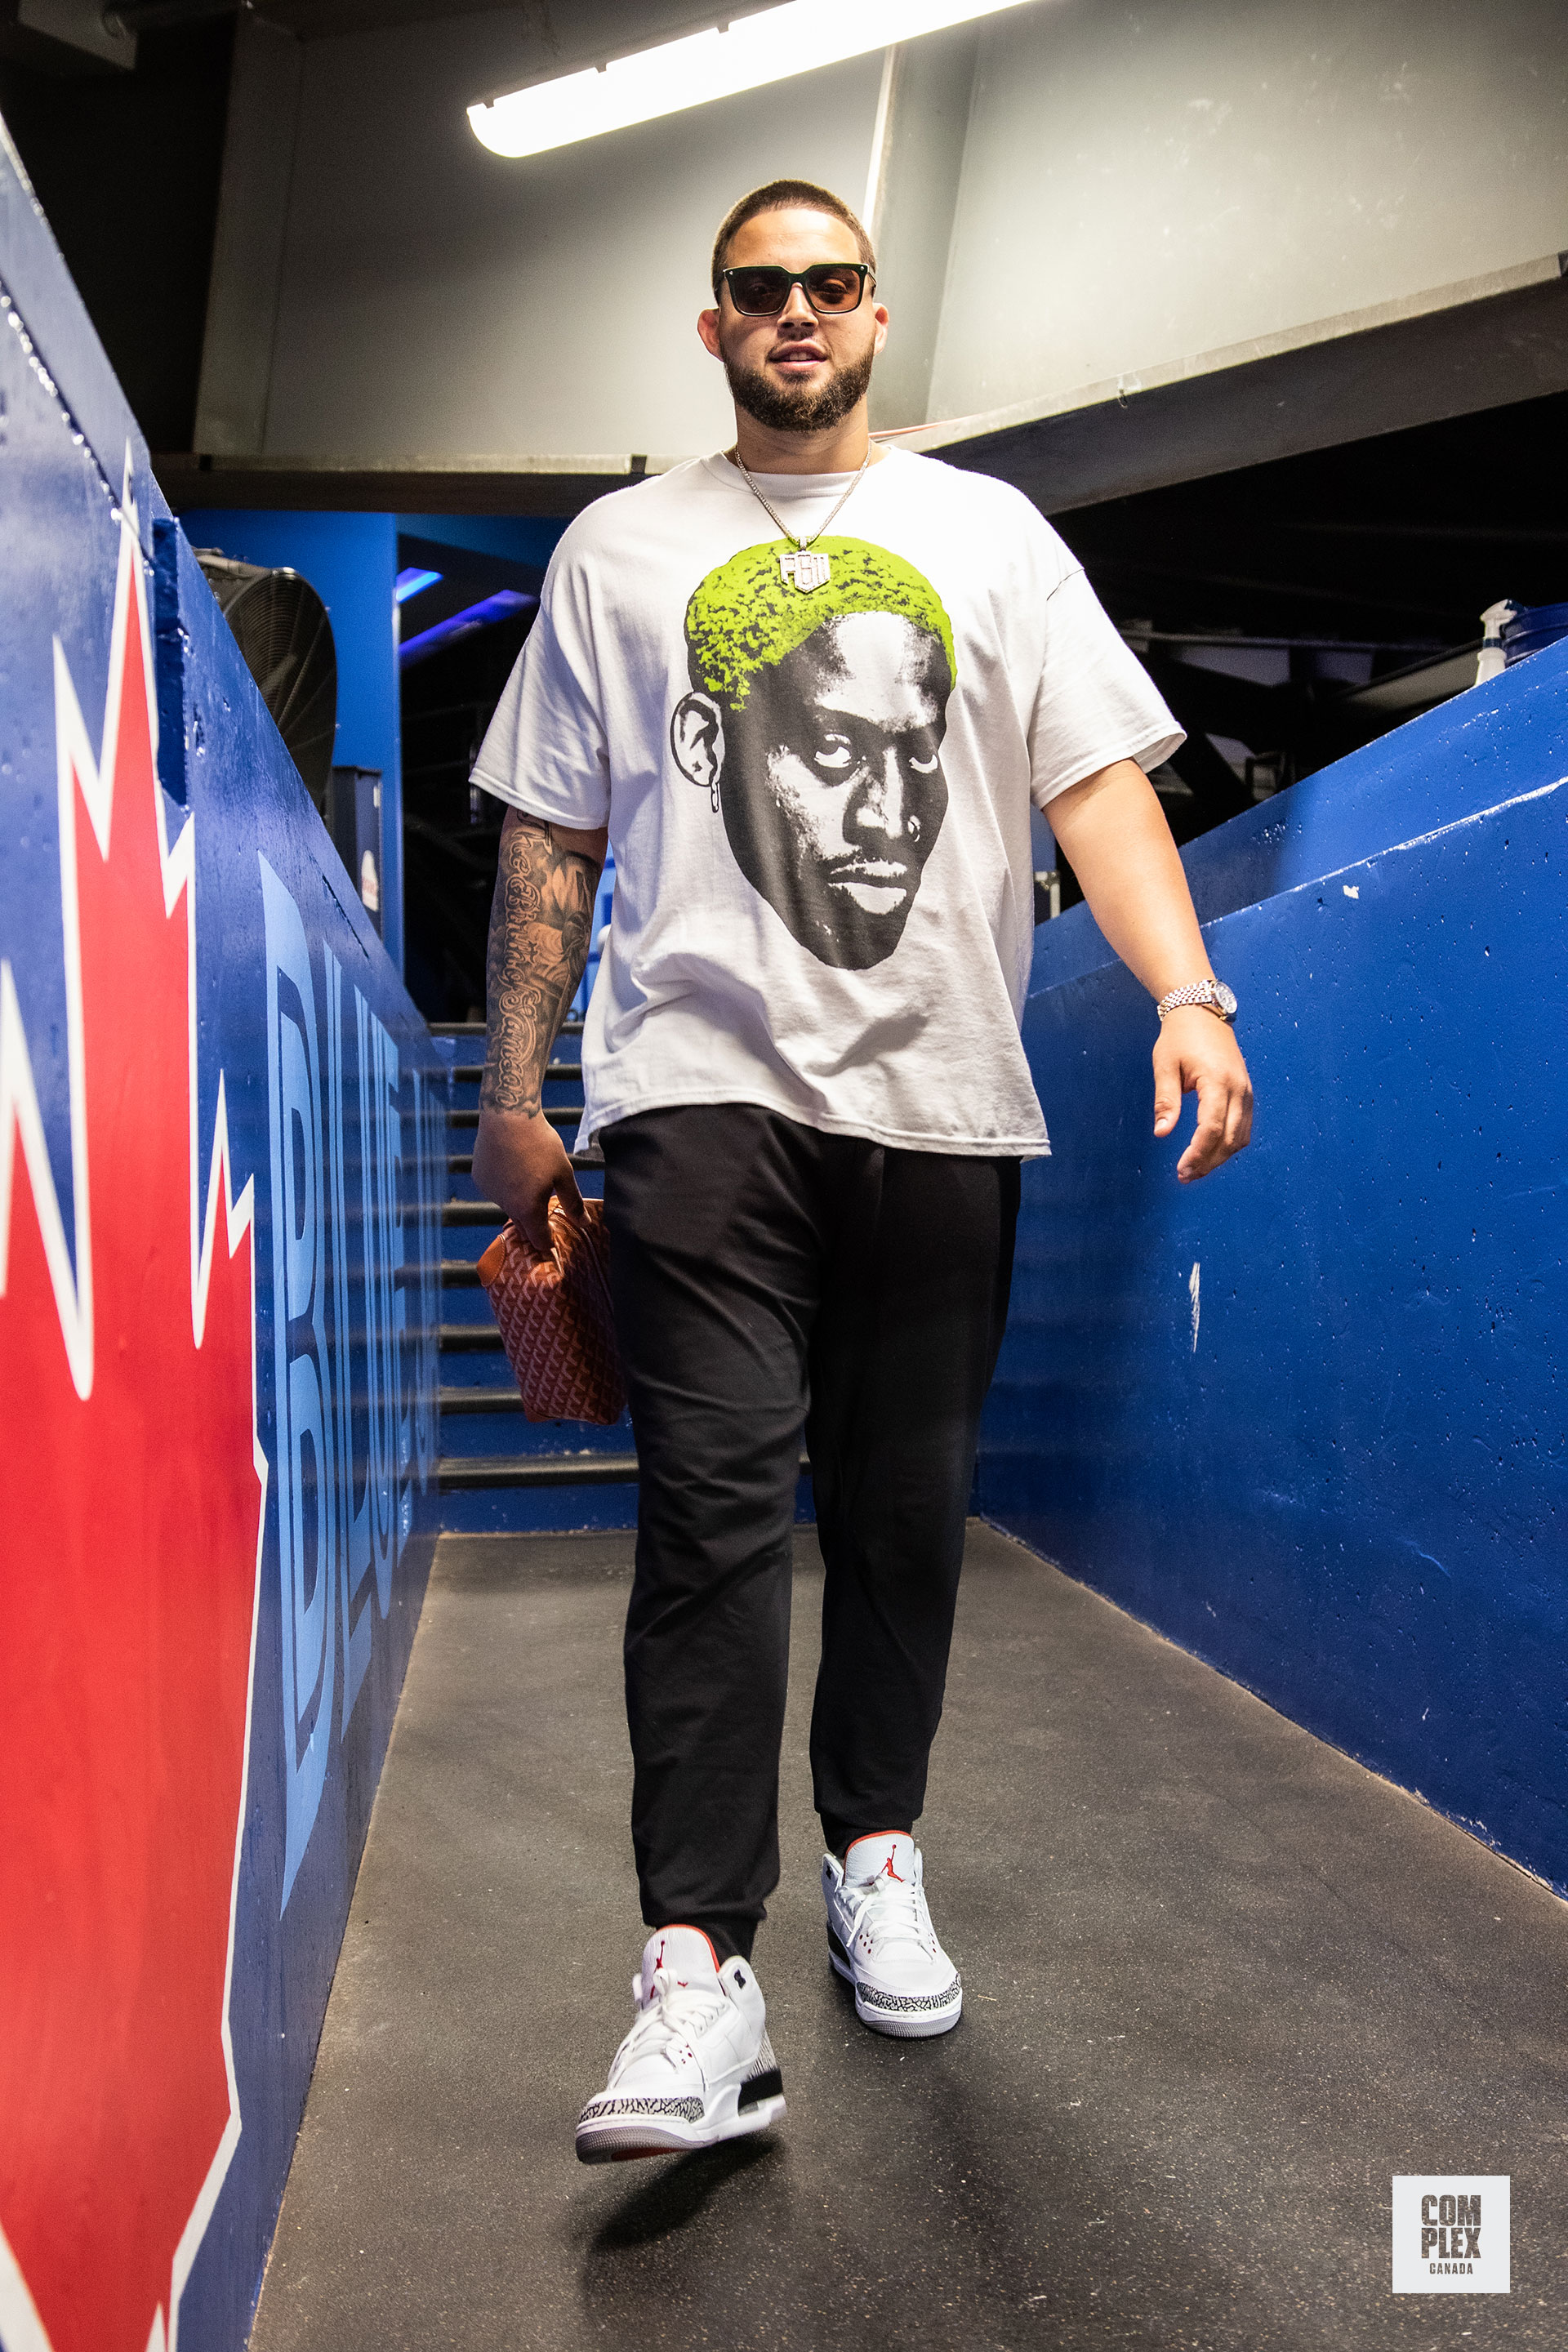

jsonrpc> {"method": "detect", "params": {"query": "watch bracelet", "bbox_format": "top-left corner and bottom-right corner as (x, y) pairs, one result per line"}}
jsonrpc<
(1157, 982), (1232, 1022)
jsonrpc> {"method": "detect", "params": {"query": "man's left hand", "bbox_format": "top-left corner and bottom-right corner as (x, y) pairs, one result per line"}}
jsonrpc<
(1152, 1007), (1254, 1182)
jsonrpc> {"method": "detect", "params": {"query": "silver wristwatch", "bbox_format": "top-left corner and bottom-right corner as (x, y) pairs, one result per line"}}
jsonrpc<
(1157, 978), (1237, 1024)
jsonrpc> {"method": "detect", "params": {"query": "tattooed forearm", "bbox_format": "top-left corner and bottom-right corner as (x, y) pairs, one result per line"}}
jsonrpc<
(481, 810), (601, 1116)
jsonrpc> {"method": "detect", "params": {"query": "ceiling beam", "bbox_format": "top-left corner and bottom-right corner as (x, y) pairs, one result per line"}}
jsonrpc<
(903, 258), (1568, 514)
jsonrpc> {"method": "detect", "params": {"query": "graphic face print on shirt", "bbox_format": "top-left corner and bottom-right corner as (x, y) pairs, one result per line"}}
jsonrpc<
(670, 537), (956, 971)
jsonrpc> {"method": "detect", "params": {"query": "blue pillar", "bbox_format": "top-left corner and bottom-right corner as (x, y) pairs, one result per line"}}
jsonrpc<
(186, 511), (404, 976)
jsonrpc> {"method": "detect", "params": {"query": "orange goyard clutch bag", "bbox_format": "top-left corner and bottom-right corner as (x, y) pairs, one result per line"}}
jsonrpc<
(476, 1199), (626, 1425)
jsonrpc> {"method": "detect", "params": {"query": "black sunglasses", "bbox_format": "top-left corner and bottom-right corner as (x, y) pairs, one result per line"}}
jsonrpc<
(719, 262), (874, 317)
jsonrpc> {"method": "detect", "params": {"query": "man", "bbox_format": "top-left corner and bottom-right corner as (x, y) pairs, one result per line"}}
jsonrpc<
(471, 178), (1252, 2167)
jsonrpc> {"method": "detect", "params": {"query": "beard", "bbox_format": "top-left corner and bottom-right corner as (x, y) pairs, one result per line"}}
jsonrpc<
(724, 342), (875, 434)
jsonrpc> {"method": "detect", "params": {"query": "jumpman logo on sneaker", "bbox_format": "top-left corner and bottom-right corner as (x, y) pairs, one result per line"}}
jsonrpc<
(880, 1850), (905, 1882)
(654, 1935), (693, 1986)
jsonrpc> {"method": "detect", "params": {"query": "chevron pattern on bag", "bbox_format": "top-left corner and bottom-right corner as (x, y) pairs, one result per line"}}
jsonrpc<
(477, 1199), (627, 1426)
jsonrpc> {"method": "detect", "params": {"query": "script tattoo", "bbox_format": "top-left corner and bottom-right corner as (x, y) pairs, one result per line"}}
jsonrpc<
(480, 811), (599, 1116)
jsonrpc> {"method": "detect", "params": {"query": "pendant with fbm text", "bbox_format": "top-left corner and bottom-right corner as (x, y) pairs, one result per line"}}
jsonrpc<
(778, 548), (831, 592)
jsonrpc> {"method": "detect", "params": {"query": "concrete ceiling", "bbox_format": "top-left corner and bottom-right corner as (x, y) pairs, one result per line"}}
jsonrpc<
(258, 0), (775, 60)
(0, 1), (777, 71)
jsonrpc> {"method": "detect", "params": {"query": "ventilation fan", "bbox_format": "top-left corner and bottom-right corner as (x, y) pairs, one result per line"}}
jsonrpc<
(194, 552), (338, 806)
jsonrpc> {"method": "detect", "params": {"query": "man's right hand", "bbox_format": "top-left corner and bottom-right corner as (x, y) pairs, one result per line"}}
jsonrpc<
(471, 1105), (585, 1256)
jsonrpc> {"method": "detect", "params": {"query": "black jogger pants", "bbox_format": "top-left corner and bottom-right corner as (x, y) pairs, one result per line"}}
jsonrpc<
(600, 1103), (1019, 1962)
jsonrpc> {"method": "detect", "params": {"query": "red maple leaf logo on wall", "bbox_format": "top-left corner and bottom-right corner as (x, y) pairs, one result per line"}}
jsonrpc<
(0, 492), (266, 2352)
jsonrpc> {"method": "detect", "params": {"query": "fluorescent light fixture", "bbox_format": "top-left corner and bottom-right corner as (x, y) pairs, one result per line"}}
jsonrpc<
(470, 0), (1036, 160)
(394, 566), (443, 604)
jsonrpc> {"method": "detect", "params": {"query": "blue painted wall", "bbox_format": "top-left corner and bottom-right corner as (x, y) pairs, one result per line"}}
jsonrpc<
(981, 642), (1568, 1894)
(183, 509), (405, 978)
(0, 132), (443, 2352)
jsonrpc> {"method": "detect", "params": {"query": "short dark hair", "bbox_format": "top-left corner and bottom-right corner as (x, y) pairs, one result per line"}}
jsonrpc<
(710, 179), (876, 301)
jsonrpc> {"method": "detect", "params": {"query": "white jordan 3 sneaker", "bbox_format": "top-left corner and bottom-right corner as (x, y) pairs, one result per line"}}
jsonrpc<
(575, 1925), (786, 2163)
(822, 1833), (963, 2038)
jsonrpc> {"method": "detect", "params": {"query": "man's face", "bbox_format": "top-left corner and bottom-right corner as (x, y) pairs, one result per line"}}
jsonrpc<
(718, 612), (951, 969)
(697, 205), (888, 434)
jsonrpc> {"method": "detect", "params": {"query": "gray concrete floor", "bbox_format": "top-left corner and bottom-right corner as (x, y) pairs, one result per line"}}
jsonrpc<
(250, 1526), (1568, 2350)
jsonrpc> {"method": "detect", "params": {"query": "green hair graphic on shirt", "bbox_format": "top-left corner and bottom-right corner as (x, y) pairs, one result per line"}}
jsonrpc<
(683, 536), (956, 711)
(670, 534), (956, 974)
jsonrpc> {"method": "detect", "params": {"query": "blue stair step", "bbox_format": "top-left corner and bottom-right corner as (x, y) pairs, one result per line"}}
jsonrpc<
(438, 1411), (636, 1462)
(439, 1452), (640, 1490)
(439, 1340), (511, 1381)
(439, 1324), (504, 1353)
(434, 1015), (626, 1523)
(435, 1450), (811, 1490)
(439, 1385), (522, 1414)
(440, 1179), (600, 1227)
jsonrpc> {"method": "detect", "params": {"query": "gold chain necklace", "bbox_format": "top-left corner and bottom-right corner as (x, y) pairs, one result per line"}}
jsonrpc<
(732, 448), (871, 592)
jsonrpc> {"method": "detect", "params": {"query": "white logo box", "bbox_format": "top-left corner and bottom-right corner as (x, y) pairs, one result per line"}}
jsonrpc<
(1392, 2176), (1510, 2294)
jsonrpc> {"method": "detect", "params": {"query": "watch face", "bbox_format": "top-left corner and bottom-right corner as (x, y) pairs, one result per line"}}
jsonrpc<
(1214, 982), (1238, 1018)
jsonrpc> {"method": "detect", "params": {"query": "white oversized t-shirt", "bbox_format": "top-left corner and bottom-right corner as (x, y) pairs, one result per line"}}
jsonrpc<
(472, 448), (1180, 1158)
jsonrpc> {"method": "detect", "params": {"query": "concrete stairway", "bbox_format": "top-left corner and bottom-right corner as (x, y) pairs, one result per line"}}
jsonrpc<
(431, 1022), (639, 1535)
